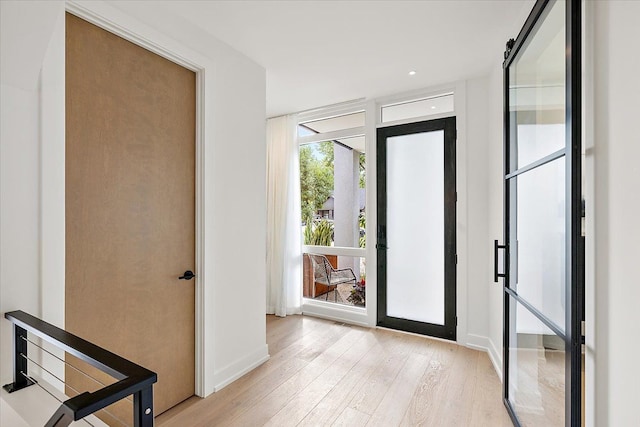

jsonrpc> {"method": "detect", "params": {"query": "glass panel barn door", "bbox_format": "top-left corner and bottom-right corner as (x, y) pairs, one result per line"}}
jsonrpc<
(501, 0), (582, 426)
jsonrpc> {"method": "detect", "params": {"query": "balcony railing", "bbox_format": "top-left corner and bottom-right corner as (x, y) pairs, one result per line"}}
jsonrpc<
(2, 310), (157, 427)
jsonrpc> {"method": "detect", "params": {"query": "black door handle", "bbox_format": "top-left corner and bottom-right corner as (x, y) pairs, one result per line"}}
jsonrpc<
(179, 270), (195, 280)
(494, 240), (506, 283)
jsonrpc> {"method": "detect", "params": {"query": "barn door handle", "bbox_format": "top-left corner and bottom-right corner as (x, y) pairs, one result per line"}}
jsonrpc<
(179, 270), (195, 280)
(494, 240), (506, 283)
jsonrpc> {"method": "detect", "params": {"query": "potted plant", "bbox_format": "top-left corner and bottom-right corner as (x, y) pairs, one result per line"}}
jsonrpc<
(347, 273), (366, 306)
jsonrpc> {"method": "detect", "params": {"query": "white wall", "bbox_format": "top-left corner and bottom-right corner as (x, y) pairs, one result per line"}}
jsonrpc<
(590, 1), (640, 425)
(462, 8), (531, 377)
(0, 0), (65, 385)
(39, 5), (67, 390)
(487, 63), (505, 377)
(464, 76), (492, 354)
(1, 0), (268, 397)
(0, 76), (43, 383)
(463, 72), (511, 374)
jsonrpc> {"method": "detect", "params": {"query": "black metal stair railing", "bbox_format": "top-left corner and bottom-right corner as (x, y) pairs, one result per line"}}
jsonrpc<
(2, 310), (157, 427)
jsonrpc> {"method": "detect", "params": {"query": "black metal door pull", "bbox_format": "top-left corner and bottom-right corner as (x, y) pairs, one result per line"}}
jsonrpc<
(494, 240), (506, 282)
(178, 270), (195, 280)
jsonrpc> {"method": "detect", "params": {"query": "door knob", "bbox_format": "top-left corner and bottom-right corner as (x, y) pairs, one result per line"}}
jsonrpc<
(178, 270), (195, 280)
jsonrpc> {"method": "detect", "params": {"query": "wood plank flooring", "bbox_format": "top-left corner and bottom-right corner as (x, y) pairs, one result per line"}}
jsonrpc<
(156, 315), (512, 427)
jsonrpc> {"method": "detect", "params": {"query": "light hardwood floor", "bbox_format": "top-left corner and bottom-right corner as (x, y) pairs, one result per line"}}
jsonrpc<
(156, 315), (512, 427)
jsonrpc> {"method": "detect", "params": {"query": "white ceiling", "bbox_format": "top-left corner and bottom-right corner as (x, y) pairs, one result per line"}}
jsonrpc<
(115, 0), (534, 117)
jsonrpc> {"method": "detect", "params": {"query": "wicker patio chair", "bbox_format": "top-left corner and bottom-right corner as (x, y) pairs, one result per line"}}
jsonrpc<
(308, 254), (357, 302)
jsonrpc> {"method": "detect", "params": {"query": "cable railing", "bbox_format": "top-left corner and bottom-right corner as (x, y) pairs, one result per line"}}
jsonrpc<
(2, 310), (157, 427)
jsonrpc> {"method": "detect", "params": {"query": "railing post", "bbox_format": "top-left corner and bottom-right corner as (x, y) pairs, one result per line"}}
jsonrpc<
(4, 311), (157, 425)
(133, 385), (154, 427)
(2, 324), (36, 393)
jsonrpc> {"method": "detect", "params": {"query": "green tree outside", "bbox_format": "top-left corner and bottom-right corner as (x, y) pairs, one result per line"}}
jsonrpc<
(299, 141), (334, 223)
(300, 140), (367, 247)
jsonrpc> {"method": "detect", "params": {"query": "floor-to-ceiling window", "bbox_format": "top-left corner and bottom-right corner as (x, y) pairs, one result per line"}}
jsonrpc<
(298, 107), (368, 312)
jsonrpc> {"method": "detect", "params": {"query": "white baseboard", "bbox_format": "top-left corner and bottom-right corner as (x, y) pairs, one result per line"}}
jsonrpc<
(465, 333), (490, 351)
(301, 301), (369, 327)
(464, 334), (503, 382)
(487, 338), (503, 381)
(211, 344), (270, 393)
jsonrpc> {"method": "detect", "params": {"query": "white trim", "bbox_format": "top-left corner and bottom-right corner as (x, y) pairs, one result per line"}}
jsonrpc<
(464, 334), (503, 381)
(488, 337), (503, 381)
(375, 84), (458, 126)
(378, 93), (455, 127)
(364, 99), (377, 327)
(302, 245), (366, 257)
(193, 69), (206, 397)
(298, 126), (365, 145)
(376, 111), (456, 129)
(297, 99), (371, 325)
(380, 92), (454, 109)
(465, 333), (490, 351)
(47, 0), (212, 397)
(582, 1), (595, 425)
(302, 302), (369, 327)
(296, 98), (366, 123)
(65, 2), (200, 71)
(211, 345), (270, 392)
(466, 334), (501, 381)
(454, 80), (469, 348)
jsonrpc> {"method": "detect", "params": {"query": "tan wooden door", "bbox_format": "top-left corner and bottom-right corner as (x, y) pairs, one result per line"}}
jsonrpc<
(65, 13), (195, 418)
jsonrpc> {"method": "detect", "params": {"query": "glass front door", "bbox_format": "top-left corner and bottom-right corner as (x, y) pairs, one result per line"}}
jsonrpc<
(502, 0), (582, 425)
(377, 117), (457, 340)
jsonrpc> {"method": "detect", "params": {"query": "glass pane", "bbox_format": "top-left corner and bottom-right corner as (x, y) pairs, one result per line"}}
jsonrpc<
(299, 111), (365, 136)
(381, 94), (454, 123)
(509, 0), (565, 170)
(386, 130), (444, 324)
(300, 137), (365, 248)
(509, 297), (565, 426)
(510, 158), (566, 331)
(303, 253), (366, 307)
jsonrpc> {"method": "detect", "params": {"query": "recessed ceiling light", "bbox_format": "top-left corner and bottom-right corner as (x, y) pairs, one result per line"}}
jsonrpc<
(408, 70), (416, 76)
(431, 106), (436, 109)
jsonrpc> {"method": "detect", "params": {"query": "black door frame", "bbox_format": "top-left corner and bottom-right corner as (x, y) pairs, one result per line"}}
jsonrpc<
(502, 0), (583, 425)
(376, 117), (457, 341)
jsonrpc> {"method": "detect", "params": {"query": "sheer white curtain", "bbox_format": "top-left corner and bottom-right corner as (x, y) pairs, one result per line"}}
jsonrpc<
(266, 115), (302, 316)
